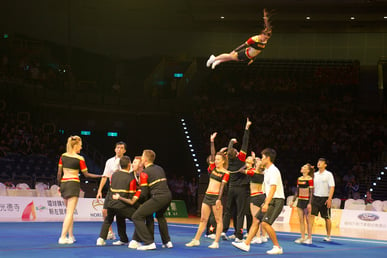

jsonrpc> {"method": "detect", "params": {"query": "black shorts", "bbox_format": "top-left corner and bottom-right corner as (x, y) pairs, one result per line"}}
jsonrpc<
(203, 193), (218, 206)
(237, 48), (252, 61)
(103, 191), (111, 209)
(60, 181), (80, 199)
(255, 198), (284, 225)
(297, 199), (310, 210)
(250, 194), (266, 207)
(311, 196), (331, 219)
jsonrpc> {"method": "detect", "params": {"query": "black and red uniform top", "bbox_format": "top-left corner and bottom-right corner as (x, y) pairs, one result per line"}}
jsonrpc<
(209, 168), (230, 184)
(246, 36), (267, 51)
(140, 164), (171, 198)
(58, 154), (88, 183)
(297, 177), (314, 200)
(109, 169), (141, 209)
(205, 168), (230, 196)
(246, 167), (264, 184)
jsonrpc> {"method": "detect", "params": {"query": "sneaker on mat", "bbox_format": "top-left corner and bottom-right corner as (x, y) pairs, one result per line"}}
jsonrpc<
(303, 238), (312, 245)
(96, 237), (106, 246)
(251, 236), (262, 244)
(162, 241), (173, 248)
(113, 240), (128, 245)
(137, 242), (156, 251)
(58, 237), (73, 245)
(266, 245), (283, 255)
(128, 240), (140, 249)
(232, 241), (250, 252)
(208, 241), (219, 249)
(185, 239), (200, 247)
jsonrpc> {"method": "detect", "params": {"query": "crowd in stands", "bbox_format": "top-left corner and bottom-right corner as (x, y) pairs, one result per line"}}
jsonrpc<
(168, 176), (199, 214)
(0, 109), (62, 157)
(0, 105), (63, 187)
(196, 59), (359, 100)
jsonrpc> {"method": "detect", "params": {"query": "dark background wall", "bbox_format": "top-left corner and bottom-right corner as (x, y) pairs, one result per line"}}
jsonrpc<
(1, 0), (386, 65)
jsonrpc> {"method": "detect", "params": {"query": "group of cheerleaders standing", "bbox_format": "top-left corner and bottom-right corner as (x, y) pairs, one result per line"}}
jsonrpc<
(185, 116), (317, 255)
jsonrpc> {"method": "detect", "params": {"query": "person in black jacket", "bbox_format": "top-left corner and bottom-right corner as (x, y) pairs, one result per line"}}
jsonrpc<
(95, 155), (140, 246)
(131, 149), (173, 250)
(221, 118), (252, 242)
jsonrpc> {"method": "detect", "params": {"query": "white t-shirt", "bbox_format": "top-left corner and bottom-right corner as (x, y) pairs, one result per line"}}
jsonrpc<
(102, 156), (121, 183)
(264, 164), (285, 199)
(313, 170), (335, 197)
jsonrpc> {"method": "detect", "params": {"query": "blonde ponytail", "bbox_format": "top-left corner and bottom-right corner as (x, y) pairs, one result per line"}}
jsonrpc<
(66, 135), (81, 153)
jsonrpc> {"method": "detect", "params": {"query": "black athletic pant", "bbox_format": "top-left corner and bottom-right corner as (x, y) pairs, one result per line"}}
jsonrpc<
(132, 215), (154, 242)
(99, 206), (136, 242)
(222, 185), (250, 239)
(132, 194), (172, 245)
(206, 211), (217, 235)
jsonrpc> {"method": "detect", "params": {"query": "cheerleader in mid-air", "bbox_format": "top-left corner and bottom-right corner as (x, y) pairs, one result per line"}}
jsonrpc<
(206, 8), (273, 69)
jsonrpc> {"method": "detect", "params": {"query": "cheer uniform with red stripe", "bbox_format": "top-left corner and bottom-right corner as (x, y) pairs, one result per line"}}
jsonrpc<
(58, 153), (87, 198)
(246, 167), (266, 206)
(236, 36), (267, 61)
(296, 177), (314, 209)
(203, 168), (230, 206)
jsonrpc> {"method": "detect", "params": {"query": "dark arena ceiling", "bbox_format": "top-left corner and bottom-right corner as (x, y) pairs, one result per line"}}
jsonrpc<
(188, 0), (387, 32)
(1, 0), (386, 59)
(2, 0), (387, 34)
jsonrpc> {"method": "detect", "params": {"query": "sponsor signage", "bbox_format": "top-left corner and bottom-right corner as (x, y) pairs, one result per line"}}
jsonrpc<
(340, 209), (387, 230)
(0, 196), (104, 221)
(0, 196), (188, 221)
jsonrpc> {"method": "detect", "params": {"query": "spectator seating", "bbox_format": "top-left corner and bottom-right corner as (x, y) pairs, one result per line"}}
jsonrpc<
(0, 182), (6, 195)
(35, 182), (49, 197)
(344, 198), (365, 210)
(371, 200), (383, 211)
(383, 201), (387, 212)
(50, 184), (60, 197)
(331, 198), (341, 209)
(286, 195), (295, 206)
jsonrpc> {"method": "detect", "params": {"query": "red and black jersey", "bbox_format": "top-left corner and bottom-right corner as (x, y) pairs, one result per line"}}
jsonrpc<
(246, 36), (267, 51)
(297, 177), (314, 200)
(108, 169), (141, 209)
(58, 153), (87, 182)
(246, 168), (264, 184)
(209, 168), (230, 184)
(110, 170), (141, 199)
(140, 164), (171, 198)
(207, 162), (215, 173)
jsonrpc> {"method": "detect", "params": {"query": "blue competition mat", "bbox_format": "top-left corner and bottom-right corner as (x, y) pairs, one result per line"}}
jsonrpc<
(0, 221), (386, 257)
